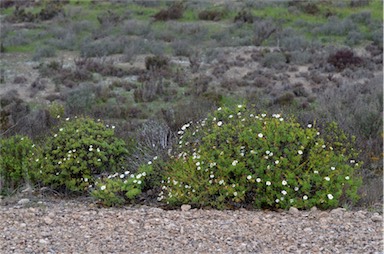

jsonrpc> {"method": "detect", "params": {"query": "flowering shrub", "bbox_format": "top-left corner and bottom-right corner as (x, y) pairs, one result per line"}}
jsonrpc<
(160, 105), (362, 210)
(91, 164), (153, 207)
(34, 117), (129, 194)
(0, 135), (37, 194)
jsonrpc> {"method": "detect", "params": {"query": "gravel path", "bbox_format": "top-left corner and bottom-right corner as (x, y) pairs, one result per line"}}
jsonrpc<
(0, 198), (382, 254)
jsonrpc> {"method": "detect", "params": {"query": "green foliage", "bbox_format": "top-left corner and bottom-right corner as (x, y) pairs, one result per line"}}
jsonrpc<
(0, 135), (36, 195)
(91, 164), (153, 207)
(160, 105), (362, 210)
(34, 117), (129, 194)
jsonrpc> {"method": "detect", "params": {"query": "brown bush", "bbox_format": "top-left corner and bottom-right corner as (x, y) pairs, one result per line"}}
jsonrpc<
(153, 2), (184, 21)
(198, 10), (223, 21)
(145, 55), (169, 71)
(327, 49), (363, 71)
(234, 10), (253, 24)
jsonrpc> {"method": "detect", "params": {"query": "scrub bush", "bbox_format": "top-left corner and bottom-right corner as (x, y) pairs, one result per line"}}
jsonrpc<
(160, 105), (362, 210)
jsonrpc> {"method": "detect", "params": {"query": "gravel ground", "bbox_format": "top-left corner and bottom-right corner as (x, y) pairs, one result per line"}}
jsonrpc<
(0, 197), (383, 254)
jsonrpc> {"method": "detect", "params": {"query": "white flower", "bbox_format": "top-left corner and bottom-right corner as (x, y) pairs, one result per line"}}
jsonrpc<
(331, 167), (335, 171)
(237, 104), (242, 108)
(100, 185), (106, 191)
(148, 161), (152, 165)
(233, 192), (238, 197)
(316, 132), (320, 135)
(153, 156), (158, 160)
(219, 180), (225, 185)
(303, 195), (308, 200)
(258, 133), (263, 138)
(232, 160), (238, 166)
(266, 150), (270, 155)
(282, 180), (287, 186)
(54, 134), (58, 137)
(89, 148), (93, 152)
(256, 178), (261, 183)
(120, 174), (125, 179)
(137, 180), (142, 185)
(350, 160), (355, 164)
(57, 115), (60, 119)
(112, 125), (115, 129)
(275, 160), (279, 165)
(196, 162), (200, 166)
(261, 113), (266, 117)
(266, 181), (271, 186)
(229, 115), (233, 118)
(327, 194), (334, 200)
(210, 174), (214, 178)
(217, 121), (223, 127)
(247, 175), (252, 180)
(124, 171), (130, 175)
(314, 170), (319, 174)
(217, 107), (222, 111)
(35, 159), (39, 162)
(307, 124), (312, 128)
(294, 187), (299, 191)
(65, 118), (70, 121)
(275, 199), (280, 203)
(281, 190), (287, 195)
(279, 118), (284, 121)
(97, 159), (101, 162)
(322, 145), (326, 148)
(136, 174), (142, 179)
(345, 176), (350, 180)
(298, 150), (303, 155)
(59, 128), (63, 132)
(142, 172), (146, 177)
(324, 177), (330, 181)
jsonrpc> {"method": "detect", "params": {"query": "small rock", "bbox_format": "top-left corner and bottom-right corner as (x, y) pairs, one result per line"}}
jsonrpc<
(181, 204), (191, 212)
(47, 212), (56, 218)
(39, 239), (49, 245)
(251, 218), (261, 225)
(330, 208), (346, 215)
(371, 214), (382, 222)
(43, 217), (54, 225)
(17, 198), (30, 205)
(310, 206), (318, 212)
(289, 207), (300, 215)
(304, 227), (312, 233)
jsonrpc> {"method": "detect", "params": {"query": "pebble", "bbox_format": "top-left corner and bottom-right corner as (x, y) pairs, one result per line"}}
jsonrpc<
(17, 198), (30, 205)
(371, 214), (382, 223)
(43, 217), (54, 225)
(289, 207), (300, 215)
(181, 204), (191, 212)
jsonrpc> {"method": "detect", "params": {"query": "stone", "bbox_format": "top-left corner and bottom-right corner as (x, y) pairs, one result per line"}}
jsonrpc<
(43, 217), (54, 225)
(38, 239), (49, 245)
(371, 214), (382, 223)
(310, 206), (318, 212)
(289, 207), (300, 215)
(330, 208), (346, 215)
(181, 204), (191, 212)
(17, 198), (30, 205)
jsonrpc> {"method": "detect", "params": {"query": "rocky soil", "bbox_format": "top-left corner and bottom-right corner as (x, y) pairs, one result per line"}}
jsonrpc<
(0, 197), (382, 254)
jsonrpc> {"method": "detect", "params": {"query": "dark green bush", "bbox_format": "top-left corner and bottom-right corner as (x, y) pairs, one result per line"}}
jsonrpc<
(160, 105), (362, 210)
(0, 135), (36, 195)
(34, 117), (129, 194)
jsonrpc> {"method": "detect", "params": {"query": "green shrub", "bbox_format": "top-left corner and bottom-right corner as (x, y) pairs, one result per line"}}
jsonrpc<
(0, 135), (36, 195)
(160, 105), (362, 210)
(91, 164), (153, 207)
(34, 117), (129, 194)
